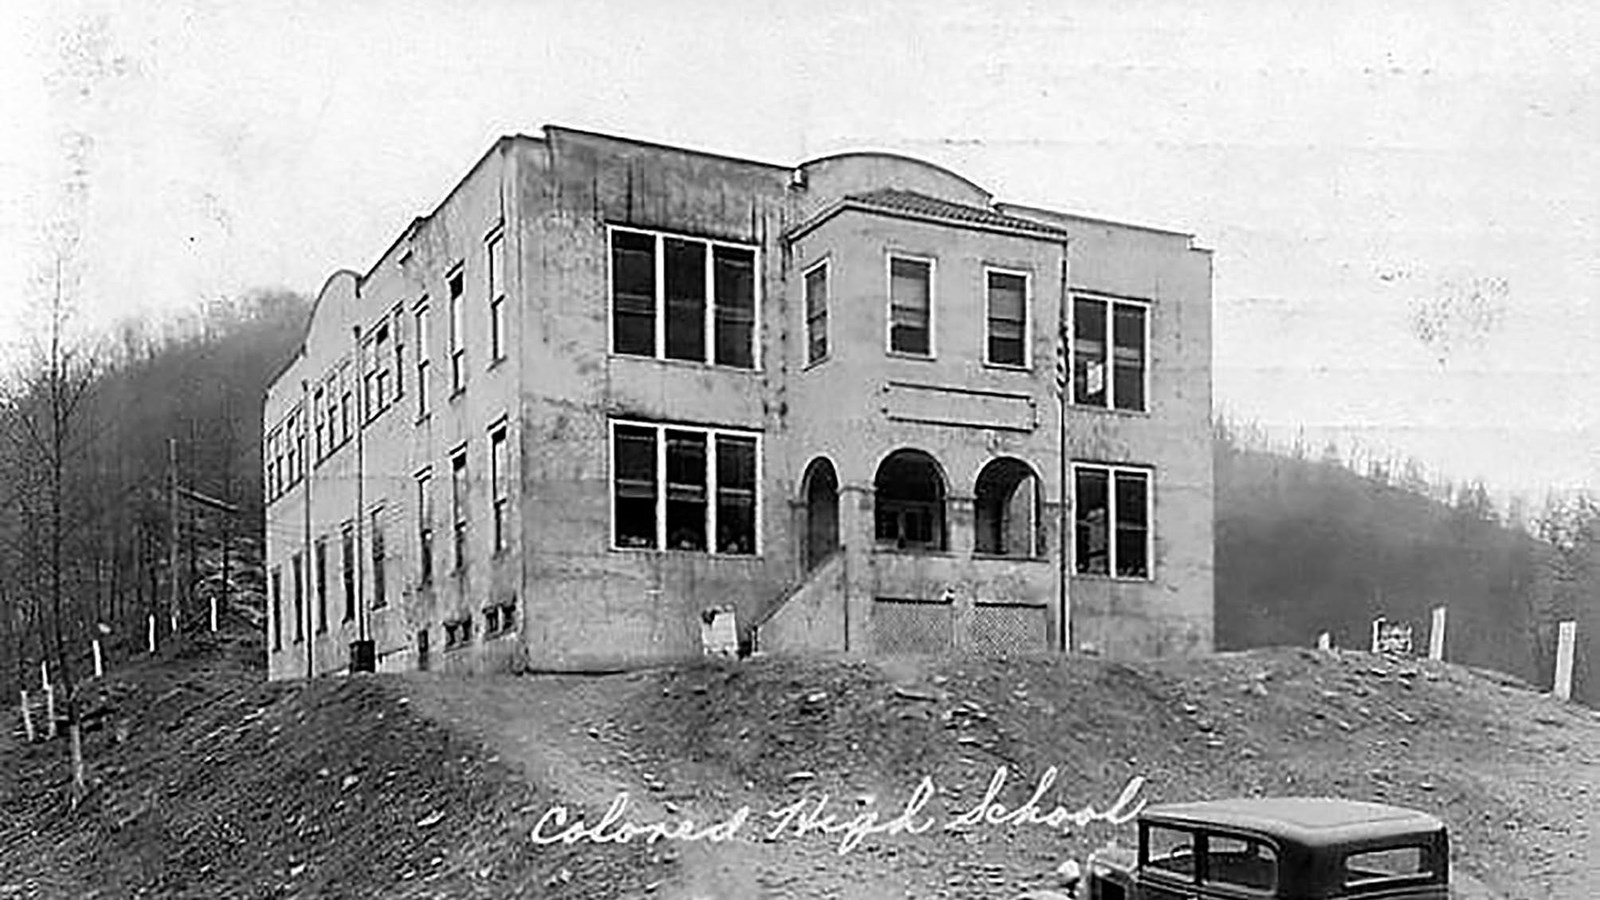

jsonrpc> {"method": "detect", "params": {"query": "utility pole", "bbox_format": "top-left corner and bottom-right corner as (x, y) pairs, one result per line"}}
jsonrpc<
(1056, 250), (1073, 655)
(302, 378), (314, 680)
(168, 437), (179, 639)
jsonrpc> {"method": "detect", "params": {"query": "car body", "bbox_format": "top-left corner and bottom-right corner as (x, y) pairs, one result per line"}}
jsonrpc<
(1078, 796), (1449, 899)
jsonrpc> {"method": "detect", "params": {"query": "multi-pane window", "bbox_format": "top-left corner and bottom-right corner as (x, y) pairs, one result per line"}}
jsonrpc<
(608, 228), (757, 369)
(484, 600), (517, 638)
(444, 617), (474, 649)
(451, 448), (468, 570)
(291, 553), (304, 643)
(610, 420), (759, 555)
(888, 256), (933, 356)
(1073, 463), (1151, 579)
(490, 423), (509, 553)
(449, 267), (466, 393)
(415, 303), (431, 419)
(370, 507), (387, 609)
(985, 268), (1028, 367)
(416, 468), (434, 585)
(314, 538), (328, 634)
(804, 261), (828, 365)
(364, 323), (393, 418)
(270, 567), (282, 651)
(340, 524), (355, 622)
(1072, 295), (1148, 412)
(487, 230), (506, 362)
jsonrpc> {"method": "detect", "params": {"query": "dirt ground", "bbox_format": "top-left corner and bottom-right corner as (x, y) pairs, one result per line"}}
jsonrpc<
(2, 635), (1597, 899)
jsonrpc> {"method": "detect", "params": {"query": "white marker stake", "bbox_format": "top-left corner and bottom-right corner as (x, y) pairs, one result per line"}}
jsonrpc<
(1316, 632), (1331, 652)
(44, 684), (56, 740)
(93, 639), (104, 678)
(1370, 618), (1383, 654)
(20, 690), (35, 743)
(148, 614), (156, 653)
(210, 594), (218, 633)
(39, 661), (49, 693)
(1554, 620), (1577, 701)
(1428, 606), (1447, 662)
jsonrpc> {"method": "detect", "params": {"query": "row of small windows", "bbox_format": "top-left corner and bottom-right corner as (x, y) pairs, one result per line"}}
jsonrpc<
(265, 225), (506, 502)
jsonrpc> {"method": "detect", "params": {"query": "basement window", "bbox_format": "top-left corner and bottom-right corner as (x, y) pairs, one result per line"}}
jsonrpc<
(484, 600), (517, 638)
(1073, 463), (1151, 579)
(444, 617), (474, 649)
(608, 227), (758, 369)
(611, 420), (760, 555)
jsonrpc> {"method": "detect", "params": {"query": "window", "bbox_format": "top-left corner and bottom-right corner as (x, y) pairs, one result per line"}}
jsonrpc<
(610, 421), (760, 554)
(415, 303), (431, 419)
(340, 524), (355, 622)
(392, 306), (405, 398)
(608, 228), (757, 369)
(270, 567), (282, 651)
(874, 449), (946, 551)
(314, 538), (328, 634)
(312, 385), (326, 460)
(338, 363), (353, 444)
(1074, 463), (1151, 579)
(804, 261), (828, 365)
(985, 268), (1028, 367)
(444, 617), (474, 649)
(364, 323), (392, 418)
(448, 266), (466, 394)
(1206, 836), (1277, 892)
(370, 508), (387, 609)
(451, 448), (468, 570)
(888, 256), (932, 356)
(285, 410), (301, 490)
(1143, 825), (1197, 881)
(416, 468), (434, 585)
(484, 599), (517, 638)
(487, 230), (506, 362)
(490, 424), (509, 553)
(1073, 294), (1148, 411)
(1345, 846), (1432, 887)
(291, 553), (304, 643)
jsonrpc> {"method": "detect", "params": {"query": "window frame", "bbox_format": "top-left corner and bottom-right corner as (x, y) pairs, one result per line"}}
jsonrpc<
(450, 444), (469, 572)
(608, 418), (762, 556)
(605, 225), (761, 371)
(803, 258), (829, 367)
(983, 265), (1031, 370)
(413, 300), (431, 420)
(314, 537), (328, 635)
(1071, 291), (1151, 413)
(1071, 461), (1154, 581)
(885, 252), (936, 359)
(489, 420), (509, 555)
(369, 505), (387, 610)
(447, 263), (466, 396)
(415, 467), (434, 586)
(486, 225), (506, 364)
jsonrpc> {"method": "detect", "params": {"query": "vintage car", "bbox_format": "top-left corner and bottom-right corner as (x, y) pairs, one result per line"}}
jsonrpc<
(1070, 796), (1449, 899)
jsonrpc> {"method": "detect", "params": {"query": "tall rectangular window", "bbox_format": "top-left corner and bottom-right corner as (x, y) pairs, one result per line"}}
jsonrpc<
(415, 303), (431, 419)
(804, 261), (828, 365)
(314, 538), (328, 634)
(609, 228), (757, 369)
(449, 266), (466, 394)
(285, 412), (300, 489)
(392, 307), (405, 398)
(340, 524), (355, 622)
(888, 256), (932, 356)
(611, 421), (759, 555)
(490, 424), (509, 553)
(451, 448), (468, 570)
(370, 508), (387, 609)
(291, 553), (304, 643)
(416, 468), (434, 585)
(1073, 295), (1148, 412)
(312, 386), (326, 460)
(1073, 463), (1151, 579)
(271, 567), (282, 651)
(338, 363), (353, 444)
(985, 269), (1028, 367)
(487, 231), (506, 362)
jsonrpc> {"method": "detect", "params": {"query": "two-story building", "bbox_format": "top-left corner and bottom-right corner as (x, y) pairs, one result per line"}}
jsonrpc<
(262, 126), (1213, 680)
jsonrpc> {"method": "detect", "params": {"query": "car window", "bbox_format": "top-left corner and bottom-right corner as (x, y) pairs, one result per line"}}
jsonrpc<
(1206, 835), (1277, 892)
(1345, 845), (1430, 886)
(1144, 825), (1198, 880)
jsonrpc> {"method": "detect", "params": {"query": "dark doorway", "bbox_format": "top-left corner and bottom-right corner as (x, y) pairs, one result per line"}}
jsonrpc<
(803, 457), (840, 571)
(874, 449), (947, 551)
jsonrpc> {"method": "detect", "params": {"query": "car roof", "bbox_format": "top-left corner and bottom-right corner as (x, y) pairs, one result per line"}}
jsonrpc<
(1140, 797), (1445, 848)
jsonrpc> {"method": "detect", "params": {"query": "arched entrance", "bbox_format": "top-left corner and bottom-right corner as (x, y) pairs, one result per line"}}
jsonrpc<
(802, 457), (840, 571)
(873, 449), (947, 551)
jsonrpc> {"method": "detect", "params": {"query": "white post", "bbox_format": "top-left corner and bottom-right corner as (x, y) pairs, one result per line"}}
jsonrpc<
(93, 638), (104, 678)
(148, 613), (156, 653)
(210, 593), (218, 633)
(1316, 632), (1331, 651)
(39, 660), (49, 693)
(20, 690), (35, 743)
(44, 683), (56, 740)
(1370, 618), (1383, 654)
(169, 611), (178, 637)
(1554, 620), (1577, 701)
(1428, 606), (1447, 661)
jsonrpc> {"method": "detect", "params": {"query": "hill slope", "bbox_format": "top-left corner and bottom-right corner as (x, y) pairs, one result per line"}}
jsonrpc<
(3, 638), (1598, 899)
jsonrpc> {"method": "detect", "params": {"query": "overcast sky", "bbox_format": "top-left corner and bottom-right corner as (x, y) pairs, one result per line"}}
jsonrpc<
(2, 0), (1596, 503)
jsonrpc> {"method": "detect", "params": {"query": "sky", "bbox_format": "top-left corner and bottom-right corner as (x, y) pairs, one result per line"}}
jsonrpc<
(1, 0), (1596, 504)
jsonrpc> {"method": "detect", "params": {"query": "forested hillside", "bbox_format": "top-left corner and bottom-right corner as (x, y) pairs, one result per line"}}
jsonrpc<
(1214, 421), (1598, 706)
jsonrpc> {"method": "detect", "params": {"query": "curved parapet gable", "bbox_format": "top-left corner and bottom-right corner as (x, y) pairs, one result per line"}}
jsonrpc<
(302, 270), (363, 362)
(796, 151), (993, 215)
